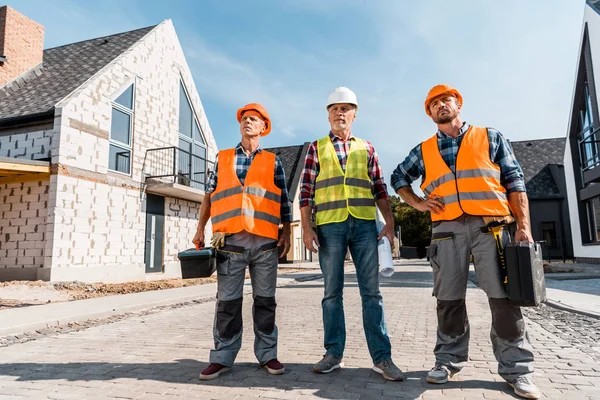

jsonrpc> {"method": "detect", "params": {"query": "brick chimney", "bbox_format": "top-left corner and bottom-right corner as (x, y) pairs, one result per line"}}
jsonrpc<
(0, 5), (44, 86)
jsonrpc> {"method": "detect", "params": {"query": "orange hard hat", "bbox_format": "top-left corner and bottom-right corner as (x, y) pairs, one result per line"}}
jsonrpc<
(424, 84), (463, 117)
(236, 103), (271, 136)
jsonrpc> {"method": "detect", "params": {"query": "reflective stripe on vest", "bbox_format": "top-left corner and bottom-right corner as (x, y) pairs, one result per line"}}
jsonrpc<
(420, 126), (511, 222)
(210, 148), (281, 239)
(314, 136), (376, 225)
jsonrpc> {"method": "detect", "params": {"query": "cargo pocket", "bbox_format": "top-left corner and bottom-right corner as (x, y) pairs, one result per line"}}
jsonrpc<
(429, 232), (457, 297)
(216, 250), (231, 276)
(259, 241), (278, 253)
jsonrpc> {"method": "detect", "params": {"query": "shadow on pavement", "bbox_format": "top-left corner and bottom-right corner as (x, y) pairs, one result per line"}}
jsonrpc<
(0, 360), (521, 399)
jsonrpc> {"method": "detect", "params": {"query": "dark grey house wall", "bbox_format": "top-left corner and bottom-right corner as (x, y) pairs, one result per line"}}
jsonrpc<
(529, 199), (573, 260)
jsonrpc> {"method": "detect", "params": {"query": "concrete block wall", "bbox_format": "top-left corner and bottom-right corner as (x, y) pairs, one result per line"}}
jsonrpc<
(43, 174), (146, 282)
(164, 197), (200, 263)
(0, 125), (53, 160)
(0, 180), (48, 280)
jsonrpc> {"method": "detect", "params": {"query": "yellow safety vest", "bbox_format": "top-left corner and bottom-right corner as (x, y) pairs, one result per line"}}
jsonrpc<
(314, 136), (376, 225)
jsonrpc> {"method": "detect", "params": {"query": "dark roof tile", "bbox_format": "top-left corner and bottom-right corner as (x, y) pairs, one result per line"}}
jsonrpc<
(511, 138), (565, 199)
(0, 25), (156, 123)
(265, 143), (309, 199)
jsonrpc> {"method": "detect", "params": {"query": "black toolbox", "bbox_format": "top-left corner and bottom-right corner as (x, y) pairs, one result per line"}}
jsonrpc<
(177, 247), (216, 278)
(504, 242), (547, 306)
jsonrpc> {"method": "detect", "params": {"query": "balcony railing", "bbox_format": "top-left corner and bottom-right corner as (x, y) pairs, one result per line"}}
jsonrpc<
(143, 146), (214, 190)
(579, 127), (600, 172)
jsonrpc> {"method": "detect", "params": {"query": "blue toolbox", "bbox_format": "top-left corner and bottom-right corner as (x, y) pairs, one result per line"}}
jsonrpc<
(177, 247), (216, 278)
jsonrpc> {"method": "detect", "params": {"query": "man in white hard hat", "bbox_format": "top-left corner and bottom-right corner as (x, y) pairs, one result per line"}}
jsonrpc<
(298, 87), (404, 381)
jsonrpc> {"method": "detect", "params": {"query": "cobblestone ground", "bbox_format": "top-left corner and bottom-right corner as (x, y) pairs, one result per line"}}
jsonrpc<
(0, 262), (599, 399)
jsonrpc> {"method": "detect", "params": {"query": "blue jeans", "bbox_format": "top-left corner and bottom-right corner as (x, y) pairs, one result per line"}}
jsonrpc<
(317, 216), (392, 364)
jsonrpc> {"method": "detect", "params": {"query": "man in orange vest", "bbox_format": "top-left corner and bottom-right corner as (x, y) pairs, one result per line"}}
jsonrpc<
(192, 103), (291, 380)
(391, 85), (539, 399)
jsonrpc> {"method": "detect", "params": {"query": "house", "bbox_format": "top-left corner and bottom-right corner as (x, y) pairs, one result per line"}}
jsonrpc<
(0, 6), (218, 282)
(265, 143), (313, 263)
(563, 0), (600, 263)
(511, 138), (573, 260)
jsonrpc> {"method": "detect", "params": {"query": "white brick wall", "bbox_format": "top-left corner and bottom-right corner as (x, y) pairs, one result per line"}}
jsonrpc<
(165, 197), (201, 261)
(47, 174), (145, 270)
(0, 180), (48, 269)
(0, 125), (53, 160)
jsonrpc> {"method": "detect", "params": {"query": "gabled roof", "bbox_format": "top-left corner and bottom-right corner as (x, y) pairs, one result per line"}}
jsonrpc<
(511, 138), (566, 199)
(0, 25), (156, 124)
(265, 143), (310, 199)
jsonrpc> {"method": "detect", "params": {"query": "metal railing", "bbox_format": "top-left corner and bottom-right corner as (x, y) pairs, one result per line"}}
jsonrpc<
(579, 126), (600, 172)
(143, 146), (214, 190)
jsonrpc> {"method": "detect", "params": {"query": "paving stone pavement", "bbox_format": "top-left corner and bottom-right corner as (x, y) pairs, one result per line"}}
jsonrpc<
(0, 262), (599, 400)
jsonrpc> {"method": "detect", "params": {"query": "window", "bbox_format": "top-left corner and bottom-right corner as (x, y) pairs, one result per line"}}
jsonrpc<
(541, 222), (557, 248)
(109, 83), (134, 174)
(178, 82), (207, 188)
(587, 196), (600, 242)
(578, 85), (600, 171)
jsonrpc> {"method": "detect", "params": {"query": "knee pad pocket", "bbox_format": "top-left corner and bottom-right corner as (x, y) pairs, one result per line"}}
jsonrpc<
(216, 297), (243, 339)
(253, 295), (276, 334)
(437, 299), (467, 337)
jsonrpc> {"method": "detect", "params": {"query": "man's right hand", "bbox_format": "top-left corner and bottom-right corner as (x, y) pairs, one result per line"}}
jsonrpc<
(303, 226), (320, 253)
(192, 229), (205, 249)
(415, 196), (445, 214)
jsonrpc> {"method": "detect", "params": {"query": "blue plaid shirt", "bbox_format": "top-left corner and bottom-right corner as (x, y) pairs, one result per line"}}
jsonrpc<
(206, 143), (292, 223)
(390, 123), (526, 194)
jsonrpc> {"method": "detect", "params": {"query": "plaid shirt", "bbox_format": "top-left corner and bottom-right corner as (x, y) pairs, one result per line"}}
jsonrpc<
(299, 132), (389, 208)
(205, 143), (292, 223)
(390, 123), (526, 194)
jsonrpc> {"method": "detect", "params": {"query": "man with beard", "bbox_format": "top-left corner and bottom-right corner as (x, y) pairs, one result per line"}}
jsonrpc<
(390, 84), (539, 399)
(299, 87), (404, 381)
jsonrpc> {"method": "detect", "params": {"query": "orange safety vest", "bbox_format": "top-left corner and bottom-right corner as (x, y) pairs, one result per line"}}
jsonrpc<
(420, 126), (511, 222)
(210, 148), (281, 239)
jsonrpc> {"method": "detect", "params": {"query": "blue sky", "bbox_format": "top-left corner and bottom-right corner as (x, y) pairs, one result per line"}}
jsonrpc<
(5, 0), (586, 190)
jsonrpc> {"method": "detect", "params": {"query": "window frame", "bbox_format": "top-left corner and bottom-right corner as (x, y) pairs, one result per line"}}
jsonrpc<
(108, 81), (135, 175)
(178, 80), (208, 188)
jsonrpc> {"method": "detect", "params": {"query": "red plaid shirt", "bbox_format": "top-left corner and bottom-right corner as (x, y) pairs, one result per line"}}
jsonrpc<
(299, 132), (389, 208)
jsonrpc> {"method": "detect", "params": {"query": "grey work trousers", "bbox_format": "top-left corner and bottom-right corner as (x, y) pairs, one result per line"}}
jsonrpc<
(428, 215), (534, 383)
(209, 231), (279, 367)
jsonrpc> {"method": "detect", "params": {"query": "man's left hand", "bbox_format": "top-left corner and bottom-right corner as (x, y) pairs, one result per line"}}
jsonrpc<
(377, 224), (395, 250)
(278, 229), (291, 256)
(514, 228), (533, 243)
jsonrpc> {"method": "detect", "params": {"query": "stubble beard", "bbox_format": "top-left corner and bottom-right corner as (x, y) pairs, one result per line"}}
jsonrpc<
(432, 111), (457, 125)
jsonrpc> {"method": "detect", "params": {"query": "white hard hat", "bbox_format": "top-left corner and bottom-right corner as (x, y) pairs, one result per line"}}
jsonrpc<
(326, 87), (358, 110)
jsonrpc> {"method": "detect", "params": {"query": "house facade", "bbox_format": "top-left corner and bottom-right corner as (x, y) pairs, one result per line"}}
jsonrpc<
(265, 143), (314, 263)
(563, 1), (600, 263)
(0, 6), (217, 282)
(511, 138), (573, 260)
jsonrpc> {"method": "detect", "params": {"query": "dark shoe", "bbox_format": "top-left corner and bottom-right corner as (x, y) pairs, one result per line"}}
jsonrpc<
(373, 359), (406, 381)
(313, 354), (344, 374)
(199, 363), (230, 380)
(426, 364), (455, 384)
(262, 359), (285, 375)
(510, 375), (541, 399)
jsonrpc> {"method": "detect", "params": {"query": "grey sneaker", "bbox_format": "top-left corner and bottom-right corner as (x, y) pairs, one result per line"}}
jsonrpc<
(373, 359), (406, 381)
(510, 375), (541, 399)
(313, 354), (344, 374)
(426, 364), (455, 384)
